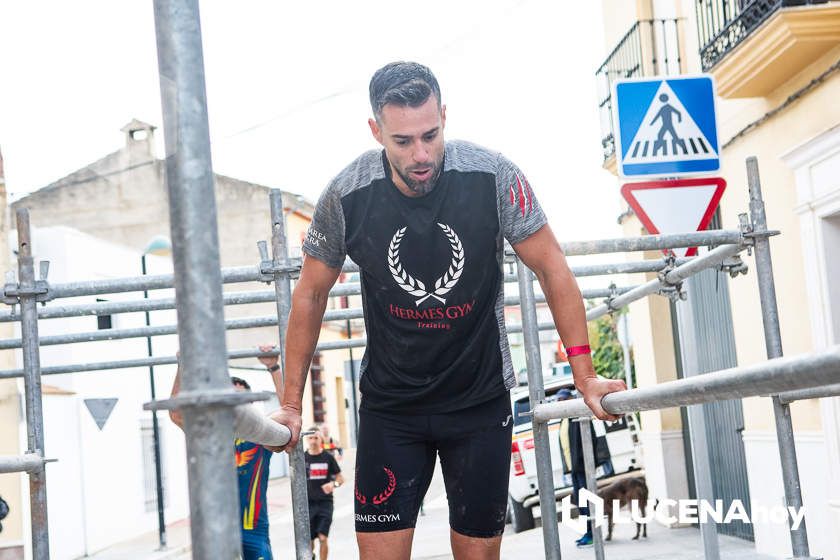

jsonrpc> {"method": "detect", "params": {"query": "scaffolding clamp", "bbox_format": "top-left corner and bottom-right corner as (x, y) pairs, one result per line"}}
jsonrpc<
(737, 213), (779, 255)
(720, 255), (749, 278)
(656, 254), (686, 301)
(257, 241), (302, 282)
(603, 283), (621, 314)
(3, 261), (53, 306)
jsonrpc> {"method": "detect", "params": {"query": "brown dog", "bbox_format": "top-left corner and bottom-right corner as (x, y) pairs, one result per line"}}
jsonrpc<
(599, 476), (650, 541)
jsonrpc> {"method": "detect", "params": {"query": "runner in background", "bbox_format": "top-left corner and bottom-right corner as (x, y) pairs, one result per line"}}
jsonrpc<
(320, 424), (343, 461)
(304, 426), (344, 560)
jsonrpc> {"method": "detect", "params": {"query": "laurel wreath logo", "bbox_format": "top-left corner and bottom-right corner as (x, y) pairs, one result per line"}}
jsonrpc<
(354, 466), (397, 506)
(387, 223), (465, 306)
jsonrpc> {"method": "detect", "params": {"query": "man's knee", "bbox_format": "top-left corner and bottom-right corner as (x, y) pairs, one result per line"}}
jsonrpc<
(317, 534), (328, 543)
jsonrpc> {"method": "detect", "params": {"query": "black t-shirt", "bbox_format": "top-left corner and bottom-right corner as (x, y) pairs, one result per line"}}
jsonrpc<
(305, 450), (341, 502)
(303, 140), (547, 414)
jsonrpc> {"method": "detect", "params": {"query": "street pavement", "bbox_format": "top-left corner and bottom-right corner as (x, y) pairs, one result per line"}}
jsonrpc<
(86, 448), (775, 559)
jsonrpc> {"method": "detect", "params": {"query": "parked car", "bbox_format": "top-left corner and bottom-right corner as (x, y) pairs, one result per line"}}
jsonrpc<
(507, 374), (639, 533)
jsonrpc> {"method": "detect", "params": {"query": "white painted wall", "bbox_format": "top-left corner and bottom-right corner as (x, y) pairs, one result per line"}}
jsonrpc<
(780, 124), (840, 560)
(742, 432), (837, 560)
(11, 226), (190, 559)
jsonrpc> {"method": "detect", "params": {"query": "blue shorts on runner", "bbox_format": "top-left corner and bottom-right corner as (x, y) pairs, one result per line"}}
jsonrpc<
(242, 532), (272, 560)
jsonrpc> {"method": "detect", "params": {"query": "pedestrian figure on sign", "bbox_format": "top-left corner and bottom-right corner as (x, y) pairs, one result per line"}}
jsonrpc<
(651, 93), (687, 156)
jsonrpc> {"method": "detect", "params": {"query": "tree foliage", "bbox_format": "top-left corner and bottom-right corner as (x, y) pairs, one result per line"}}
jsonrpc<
(587, 312), (627, 381)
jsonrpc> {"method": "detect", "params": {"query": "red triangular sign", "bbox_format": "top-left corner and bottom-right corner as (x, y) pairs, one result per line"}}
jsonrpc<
(621, 178), (726, 257)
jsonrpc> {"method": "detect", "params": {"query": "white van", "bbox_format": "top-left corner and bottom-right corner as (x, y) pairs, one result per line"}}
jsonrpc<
(507, 374), (639, 533)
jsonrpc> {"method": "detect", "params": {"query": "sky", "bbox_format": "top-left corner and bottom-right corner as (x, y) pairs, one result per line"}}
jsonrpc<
(0, 1), (625, 266)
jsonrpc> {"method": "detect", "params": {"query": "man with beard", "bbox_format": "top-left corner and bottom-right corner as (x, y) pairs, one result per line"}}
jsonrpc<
(271, 61), (625, 559)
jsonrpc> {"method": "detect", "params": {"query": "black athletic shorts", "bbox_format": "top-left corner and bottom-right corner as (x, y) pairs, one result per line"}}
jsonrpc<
(309, 500), (334, 540)
(354, 392), (513, 538)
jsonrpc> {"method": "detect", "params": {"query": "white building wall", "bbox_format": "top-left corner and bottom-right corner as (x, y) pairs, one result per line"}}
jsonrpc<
(777, 124), (840, 560)
(12, 227), (190, 559)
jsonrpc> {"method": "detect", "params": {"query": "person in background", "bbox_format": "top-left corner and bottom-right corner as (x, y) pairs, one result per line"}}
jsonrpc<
(320, 424), (344, 460)
(304, 426), (344, 560)
(170, 350), (281, 560)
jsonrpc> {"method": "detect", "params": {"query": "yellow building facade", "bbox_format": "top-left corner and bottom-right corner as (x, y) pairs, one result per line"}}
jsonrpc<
(599, 1), (840, 557)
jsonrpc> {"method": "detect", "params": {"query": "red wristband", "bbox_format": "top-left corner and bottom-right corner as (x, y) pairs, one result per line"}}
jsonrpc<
(566, 344), (591, 357)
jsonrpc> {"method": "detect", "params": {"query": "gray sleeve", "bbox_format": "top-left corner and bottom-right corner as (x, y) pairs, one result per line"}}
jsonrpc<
(302, 182), (346, 269)
(496, 153), (547, 245)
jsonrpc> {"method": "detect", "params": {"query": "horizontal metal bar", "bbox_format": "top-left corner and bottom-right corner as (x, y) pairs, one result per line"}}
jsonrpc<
(340, 259), (665, 281)
(0, 320), (571, 378)
(0, 453), (45, 474)
(0, 289), (279, 323)
(570, 258), (690, 277)
(532, 345), (840, 423)
(1, 254), (670, 323)
(0, 281), (639, 349)
(0, 278), (631, 325)
(38, 266), (271, 301)
(144, 389), (270, 412)
(560, 230), (744, 257)
(4, 233), (741, 307)
(317, 338), (367, 351)
(0, 341), (362, 378)
(0, 281), (363, 323)
(586, 244), (744, 321)
(0, 315), (280, 350)
(505, 287), (636, 307)
(778, 382), (840, 405)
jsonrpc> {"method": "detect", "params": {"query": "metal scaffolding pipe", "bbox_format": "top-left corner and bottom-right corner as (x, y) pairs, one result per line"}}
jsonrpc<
(570, 257), (690, 277)
(532, 345), (840, 423)
(0, 316), (277, 350)
(0, 280), (633, 325)
(233, 405), (290, 448)
(585, 244), (744, 322)
(0, 453), (45, 474)
(152, 1), (241, 557)
(269, 190), (312, 560)
(560, 229), (744, 256)
(0, 289), (278, 323)
(516, 258), (561, 559)
(0, 285), (645, 349)
(778, 382), (840, 405)
(16, 209), (50, 560)
(579, 418), (606, 559)
(748, 157), (813, 558)
(0, 340), (368, 379)
(36, 265), (267, 301)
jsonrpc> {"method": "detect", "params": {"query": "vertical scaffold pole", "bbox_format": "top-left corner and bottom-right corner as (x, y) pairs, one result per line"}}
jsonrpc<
(269, 190), (312, 560)
(152, 1), (240, 557)
(747, 157), (814, 559)
(516, 258), (561, 560)
(579, 418), (605, 560)
(16, 209), (50, 560)
(685, 403), (720, 559)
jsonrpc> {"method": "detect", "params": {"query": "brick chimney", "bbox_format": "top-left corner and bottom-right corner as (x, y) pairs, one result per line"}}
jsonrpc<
(120, 119), (156, 161)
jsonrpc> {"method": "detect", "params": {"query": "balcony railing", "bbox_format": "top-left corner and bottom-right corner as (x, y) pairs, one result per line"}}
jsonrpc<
(596, 18), (684, 162)
(696, 0), (829, 71)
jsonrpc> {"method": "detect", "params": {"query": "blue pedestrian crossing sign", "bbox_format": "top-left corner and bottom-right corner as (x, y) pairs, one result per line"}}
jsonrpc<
(613, 75), (720, 178)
